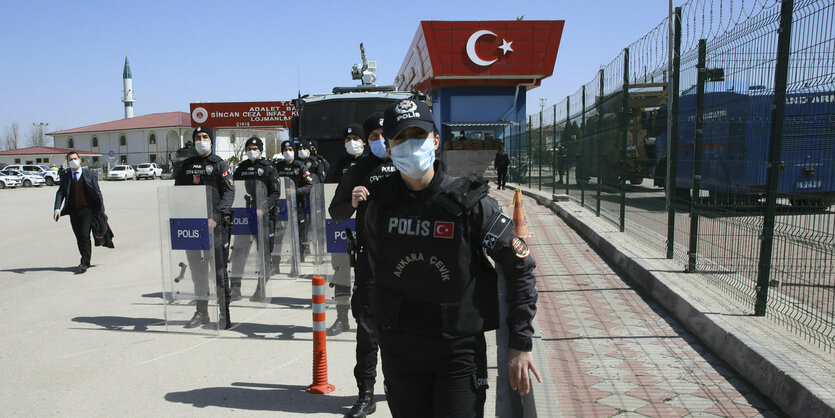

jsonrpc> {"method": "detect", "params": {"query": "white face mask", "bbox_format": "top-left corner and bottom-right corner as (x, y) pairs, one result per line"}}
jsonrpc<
(246, 150), (260, 161)
(345, 139), (364, 156)
(390, 137), (436, 179)
(298, 149), (310, 160)
(282, 150), (294, 161)
(68, 159), (81, 170)
(195, 140), (212, 155)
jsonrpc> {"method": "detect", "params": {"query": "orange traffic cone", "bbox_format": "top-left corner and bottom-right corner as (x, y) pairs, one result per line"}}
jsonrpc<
(512, 188), (532, 238)
(306, 275), (335, 394)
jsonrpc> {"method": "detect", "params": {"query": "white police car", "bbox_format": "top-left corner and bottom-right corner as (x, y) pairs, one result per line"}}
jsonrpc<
(0, 172), (21, 189)
(0, 169), (45, 187)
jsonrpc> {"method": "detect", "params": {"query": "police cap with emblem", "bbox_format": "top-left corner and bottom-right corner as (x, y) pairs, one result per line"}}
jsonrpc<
(299, 140), (313, 149)
(193, 125), (215, 143)
(343, 123), (365, 142)
(363, 112), (384, 140)
(383, 99), (435, 140)
(245, 136), (263, 152)
(281, 140), (294, 151)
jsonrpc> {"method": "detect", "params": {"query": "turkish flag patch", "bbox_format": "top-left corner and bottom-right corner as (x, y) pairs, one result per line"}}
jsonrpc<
(433, 221), (454, 239)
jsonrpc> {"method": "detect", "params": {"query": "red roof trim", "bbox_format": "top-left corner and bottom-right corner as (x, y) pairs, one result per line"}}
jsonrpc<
(0, 146), (104, 156)
(47, 111), (191, 135)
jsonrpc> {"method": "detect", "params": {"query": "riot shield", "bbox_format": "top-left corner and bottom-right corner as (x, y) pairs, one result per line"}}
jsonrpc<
(273, 177), (301, 277)
(228, 181), (270, 303)
(308, 183), (329, 265)
(158, 185), (219, 334)
(323, 183), (355, 308)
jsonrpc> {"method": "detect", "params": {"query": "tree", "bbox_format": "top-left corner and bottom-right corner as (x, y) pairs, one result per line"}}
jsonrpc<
(3, 122), (20, 150)
(27, 123), (49, 147)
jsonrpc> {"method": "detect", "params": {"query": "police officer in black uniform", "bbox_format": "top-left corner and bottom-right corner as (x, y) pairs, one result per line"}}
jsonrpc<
(364, 100), (541, 417)
(324, 123), (368, 337)
(298, 140), (327, 183)
(329, 113), (396, 418)
(229, 136), (281, 301)
(276, 140), (317, 258)
(174, 125), (236, 329)
(309, 140), (330, 178)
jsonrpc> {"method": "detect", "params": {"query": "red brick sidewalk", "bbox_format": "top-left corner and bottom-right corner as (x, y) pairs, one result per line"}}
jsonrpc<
(491, 188), (782, 417)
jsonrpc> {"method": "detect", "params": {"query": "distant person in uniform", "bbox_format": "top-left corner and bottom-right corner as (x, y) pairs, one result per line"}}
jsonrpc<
(364, 100), (541, 417)
(556, 144), (567, 184)
(275, 140), (317, 258)
(494, 147), (511, 190)
(53, 151), (105, 274)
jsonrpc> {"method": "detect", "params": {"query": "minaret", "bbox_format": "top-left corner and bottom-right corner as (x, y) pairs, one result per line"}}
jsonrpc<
(122, 54), (135, 119)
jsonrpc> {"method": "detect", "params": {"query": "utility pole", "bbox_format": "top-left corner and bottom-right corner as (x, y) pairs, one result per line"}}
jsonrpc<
(33, 122), (48, 146)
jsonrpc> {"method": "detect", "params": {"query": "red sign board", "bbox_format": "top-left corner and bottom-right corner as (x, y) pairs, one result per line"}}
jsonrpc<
(395, 20), (565, 92)
(189, 101), (298, 128)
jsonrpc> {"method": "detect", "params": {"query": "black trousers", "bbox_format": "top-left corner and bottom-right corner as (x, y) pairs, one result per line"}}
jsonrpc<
(353, 253), (379, 381)
(187, 225), (230, 314)
(69, 207), (93, 266)
(497, 168), (508, 189)
(379, 330), (488, 418)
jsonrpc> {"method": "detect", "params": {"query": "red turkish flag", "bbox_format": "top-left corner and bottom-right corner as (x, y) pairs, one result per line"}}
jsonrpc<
(434, 221), (454, 239)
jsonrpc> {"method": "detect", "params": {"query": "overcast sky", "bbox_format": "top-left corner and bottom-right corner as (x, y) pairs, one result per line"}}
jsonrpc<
(0, 0), (677, 144)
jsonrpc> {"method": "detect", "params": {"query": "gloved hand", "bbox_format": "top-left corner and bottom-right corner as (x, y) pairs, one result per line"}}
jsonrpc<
(351, 286), (371, 320)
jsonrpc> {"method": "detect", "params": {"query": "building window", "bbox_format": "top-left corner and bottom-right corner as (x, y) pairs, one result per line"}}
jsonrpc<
(120, 135), (126, 146)
(68, 138), (74, 148)
(43, 158), (49, 163)
(120, 155), (127, 164)
(93, 157), (99, 163)
(150, 154), (157, 163)
(14, 158), (20, 163)
(92, 137), (98, 147)
(230, 134), (236, 144)
(36, 158), (42, 163)
(149, 133), (156, 145)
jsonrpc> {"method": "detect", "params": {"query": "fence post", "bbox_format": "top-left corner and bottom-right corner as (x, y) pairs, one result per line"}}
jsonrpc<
(596, 69), (604, 217)
(581, 85), (586, 207)
(539, 111), (543, 191)
(666, 6), (682, 260)
(687, 39), (707, 273)
(756, 0), (793, 316)
(620, 48), (629, 232)
(527, 115), (532, 188)
(553, 105), (558, 196)
(566, 96), (571, 195)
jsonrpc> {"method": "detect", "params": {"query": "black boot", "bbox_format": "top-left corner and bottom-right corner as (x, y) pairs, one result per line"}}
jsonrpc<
(345, 378), (376, 418)
(185, 301), (210, 328)
(326, 305), (350, 336)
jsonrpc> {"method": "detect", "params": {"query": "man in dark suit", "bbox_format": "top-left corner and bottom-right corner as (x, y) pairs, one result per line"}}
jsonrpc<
(53, 152), (105, 273)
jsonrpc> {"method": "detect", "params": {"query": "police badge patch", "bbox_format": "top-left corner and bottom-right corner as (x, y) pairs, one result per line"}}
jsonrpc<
(257, 168), (264, 176)
(511, 237), (530, 258)
(205, 165), (214, 174)
(192, 174), (200, 184)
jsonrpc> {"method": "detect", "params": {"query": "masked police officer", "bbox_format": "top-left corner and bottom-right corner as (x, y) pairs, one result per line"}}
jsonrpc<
(298, 140), (327, 183)
(324, 123), (367, 336)
(276, 140), (317, 259)
(309, 140), (330, 178)
(329, 113), (396, 418)
(174, 125), (235, 329)
(229, 136), (281, 301)
(363, 100), (541, 417)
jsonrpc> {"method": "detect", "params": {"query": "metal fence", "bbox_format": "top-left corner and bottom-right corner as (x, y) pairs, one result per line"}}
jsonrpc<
(507, 0), (835, 353)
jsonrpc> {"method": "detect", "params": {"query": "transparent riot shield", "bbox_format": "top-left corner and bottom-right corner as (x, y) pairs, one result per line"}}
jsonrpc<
(228, 181), (270, 304)
(323, 183), (355, 308)
(308, 183), (329, 265)
(273, 177), (300, 277)
(158, 185), (219, 334)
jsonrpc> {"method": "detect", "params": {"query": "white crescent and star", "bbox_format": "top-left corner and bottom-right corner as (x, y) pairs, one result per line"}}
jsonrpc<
(466, 30), (514, 67)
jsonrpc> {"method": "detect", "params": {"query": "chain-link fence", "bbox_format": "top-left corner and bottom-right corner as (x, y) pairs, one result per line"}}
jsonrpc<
(511, 0), (834, 353)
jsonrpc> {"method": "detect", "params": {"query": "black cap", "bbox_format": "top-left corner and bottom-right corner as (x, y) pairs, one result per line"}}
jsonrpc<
(245, 136), (263, 152)
(281, 140), (294, 151)
(363, 112), (385, 140)
(343, 123), (365, 141)
(299, 140), (312, 149)
(383, 99), (435, 140)
(193, 125), (215, 142)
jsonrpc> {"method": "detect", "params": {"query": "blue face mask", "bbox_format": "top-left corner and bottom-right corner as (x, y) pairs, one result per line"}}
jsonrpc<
(390, 137), (436, 179)
(369, 139), (388, 159)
